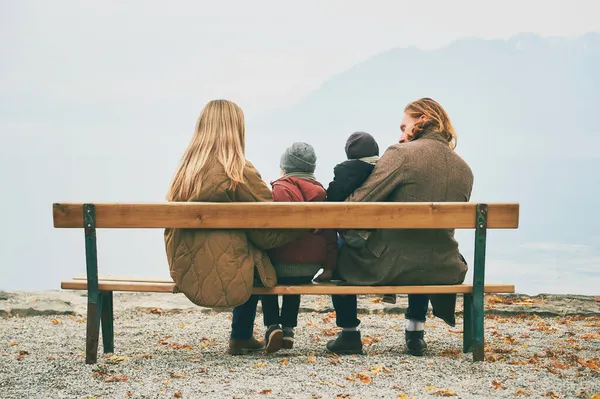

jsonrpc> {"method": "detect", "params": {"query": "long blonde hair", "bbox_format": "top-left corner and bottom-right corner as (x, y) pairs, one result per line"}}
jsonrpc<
(404, 98), (457, 149)
(167, 99), (246, 202)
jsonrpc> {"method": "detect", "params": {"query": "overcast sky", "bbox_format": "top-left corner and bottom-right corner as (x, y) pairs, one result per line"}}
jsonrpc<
(2, 0), (599, 117)
(1, 1), (599, 292)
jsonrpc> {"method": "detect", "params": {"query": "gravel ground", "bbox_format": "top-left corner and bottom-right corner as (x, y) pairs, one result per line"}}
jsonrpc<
(1, 297), (599, 399)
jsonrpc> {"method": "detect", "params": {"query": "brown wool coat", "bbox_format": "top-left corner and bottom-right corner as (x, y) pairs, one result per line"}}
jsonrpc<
(338, 130), (474, 326)
(164, 161), (301, 309)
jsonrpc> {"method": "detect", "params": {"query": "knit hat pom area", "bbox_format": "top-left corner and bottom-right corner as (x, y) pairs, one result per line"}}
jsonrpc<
(280, 142), (317, 174)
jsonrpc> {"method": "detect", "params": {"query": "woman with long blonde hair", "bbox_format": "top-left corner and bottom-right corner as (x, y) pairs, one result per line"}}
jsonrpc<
(327, 98), (474, 357)
(165, 99), (300, 354)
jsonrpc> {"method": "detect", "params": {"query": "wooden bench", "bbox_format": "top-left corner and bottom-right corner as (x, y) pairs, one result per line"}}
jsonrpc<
(53, 202), (519, 364)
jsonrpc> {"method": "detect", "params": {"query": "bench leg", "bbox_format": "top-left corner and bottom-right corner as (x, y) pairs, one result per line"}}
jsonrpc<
(85, 300), (101, 364)
(84, 204), (100, 364)
(462, 293), (473, 353)
(100, 291), (114, 353)
(472, 204), (488, 362)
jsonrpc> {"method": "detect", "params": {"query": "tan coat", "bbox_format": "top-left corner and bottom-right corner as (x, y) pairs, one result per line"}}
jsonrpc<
(164, 161), (300, 309)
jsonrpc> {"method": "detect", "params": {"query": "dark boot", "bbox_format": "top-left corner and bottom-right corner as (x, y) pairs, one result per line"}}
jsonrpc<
(405, 330), (427, 356)
(228, 336), (264, 355)
(264, 325), (283, 354)
(326, 330), (363, 355)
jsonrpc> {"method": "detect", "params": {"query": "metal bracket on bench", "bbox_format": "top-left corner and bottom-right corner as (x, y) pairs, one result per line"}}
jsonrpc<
(472, 203), (488, 361)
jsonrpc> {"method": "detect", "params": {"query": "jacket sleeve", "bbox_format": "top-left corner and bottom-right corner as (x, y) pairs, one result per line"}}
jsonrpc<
(326, 165), (351, 202)
(346, 145), (409, 203)
(237, 162), (304, 249)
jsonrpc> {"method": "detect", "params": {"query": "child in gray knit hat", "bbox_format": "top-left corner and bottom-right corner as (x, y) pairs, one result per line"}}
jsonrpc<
(262, 142), (338, 353)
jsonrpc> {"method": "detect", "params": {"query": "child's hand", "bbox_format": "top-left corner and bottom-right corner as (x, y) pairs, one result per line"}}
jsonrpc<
(315, 269), (333, 282)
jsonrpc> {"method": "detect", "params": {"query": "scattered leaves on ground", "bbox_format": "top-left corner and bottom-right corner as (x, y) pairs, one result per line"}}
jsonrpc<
(174, 391), (182, 398)
(492, 380), (505, 389)
(150, 308), (162, 315)
(254, 362), (268, 368)
(280, 358), (289, 366)
(50, 319), (61, 325)
(259, 389), (272, 395)
(16, 350), (28, 361)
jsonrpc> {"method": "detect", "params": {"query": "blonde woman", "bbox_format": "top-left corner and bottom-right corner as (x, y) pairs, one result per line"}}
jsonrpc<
(327, 98), (474, 357)
(165, 99), (301, 355)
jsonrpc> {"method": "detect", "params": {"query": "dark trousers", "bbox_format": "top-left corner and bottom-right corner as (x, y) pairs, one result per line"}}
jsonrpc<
(230, 294), (260, 340)
(262, 276), (314, 328)
(332, 294), (430, 328)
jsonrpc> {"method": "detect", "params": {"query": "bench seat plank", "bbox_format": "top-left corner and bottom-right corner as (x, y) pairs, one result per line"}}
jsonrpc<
(61, 279), (515, 295)
(53, 202), (519, 229)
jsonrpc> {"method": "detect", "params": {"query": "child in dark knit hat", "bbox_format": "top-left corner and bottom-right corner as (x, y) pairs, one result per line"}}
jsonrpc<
(262, 142), (338, 353)
(326, 132), (396, 304)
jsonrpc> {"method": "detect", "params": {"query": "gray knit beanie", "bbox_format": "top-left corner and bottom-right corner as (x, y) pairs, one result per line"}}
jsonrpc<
(280, 142), (317, 174)
(345, 131), (379, 159)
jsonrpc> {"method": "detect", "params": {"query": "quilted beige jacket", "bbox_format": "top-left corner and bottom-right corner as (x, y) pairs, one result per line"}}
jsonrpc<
(164, 161), (301, 309)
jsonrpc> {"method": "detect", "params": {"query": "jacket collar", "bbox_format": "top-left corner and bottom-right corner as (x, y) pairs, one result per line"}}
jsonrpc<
(415, 129), (452, 146)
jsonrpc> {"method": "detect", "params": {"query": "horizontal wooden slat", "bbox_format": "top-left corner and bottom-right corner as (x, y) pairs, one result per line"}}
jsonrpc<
(61, 280), (515, 295)
(53, 202), (519, 229)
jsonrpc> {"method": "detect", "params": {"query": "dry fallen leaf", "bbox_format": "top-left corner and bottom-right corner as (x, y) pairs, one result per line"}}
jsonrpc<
(397, 394), (408, 399)
(440, 349), (461, 358)
(106, 355), (129, 364)
(590, 394), (600, 399)
(306, 356), (316, 364)
(50, 319), (61, 325)
(139, 353), (152, 359)
(168, 372), (188, 379)
(126, 391), (133, 397)
(9, 341), (17, 346)
(105, 375), (128, 383)
(371, 297), (383, 303)
(432, 389), (457, 397)
(370, 365), (392, 375)
(514, 387), (532, 397)
(280, 358), (289, 366)
(150, 308), (162, 315)
(16, 350), (28, 361)
(200, 340), (216, 348)
(321, 328), (338, 337)
(198, 368), (208, 373)
(544, 392), (560, 399)
(189, 358), (202, 363)
(254, 362), (268, 368)
(260, 389), (272, 395)
(357, 372), (372, 384)
(492, 380), (505, 389)
(174, 391), (182, 398)
(362, 336), (381, 346)
(424, 386), (436, 391)
(179, 323), (185, 328)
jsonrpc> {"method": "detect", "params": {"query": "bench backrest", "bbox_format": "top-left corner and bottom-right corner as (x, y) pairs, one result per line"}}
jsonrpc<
(53, 202), (519, 229)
